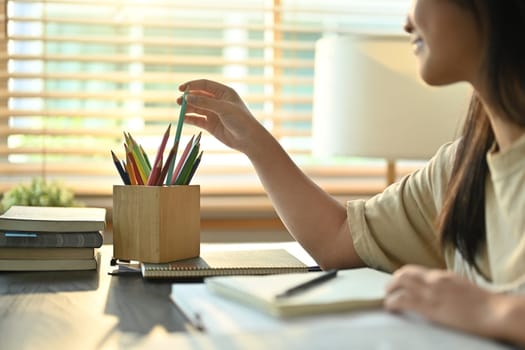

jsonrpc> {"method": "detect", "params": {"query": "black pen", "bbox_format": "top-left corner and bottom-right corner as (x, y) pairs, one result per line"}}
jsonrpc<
(275, 269), (338, 299)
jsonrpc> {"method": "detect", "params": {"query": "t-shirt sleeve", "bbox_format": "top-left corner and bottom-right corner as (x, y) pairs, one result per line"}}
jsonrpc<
(347, 141), (458, 272)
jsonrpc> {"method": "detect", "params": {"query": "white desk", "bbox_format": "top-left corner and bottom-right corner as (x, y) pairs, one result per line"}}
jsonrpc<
(133, 313), (516, 350)
(163, 242), (516, 350)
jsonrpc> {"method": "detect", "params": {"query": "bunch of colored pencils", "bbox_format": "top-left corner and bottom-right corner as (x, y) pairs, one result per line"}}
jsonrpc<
(111, 91), (203, 186)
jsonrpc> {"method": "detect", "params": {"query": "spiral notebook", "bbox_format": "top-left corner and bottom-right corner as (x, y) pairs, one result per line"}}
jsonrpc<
(141, 248), (315, 279)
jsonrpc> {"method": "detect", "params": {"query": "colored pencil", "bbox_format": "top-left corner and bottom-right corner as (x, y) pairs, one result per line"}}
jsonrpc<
(186, 151), (203, 185)
(126, 145), (144, 185)
(156, 144), (177, 186)
(169, 134), (195, 185)
(147, 124), (171, 185)
(111, 150), (130, 185)
(125, 149), (137, 185)
(174, 140), (200, 185)
(126, 133), (149, 183)
(166, 87), (189, 185)
(140, 144), (152, 171)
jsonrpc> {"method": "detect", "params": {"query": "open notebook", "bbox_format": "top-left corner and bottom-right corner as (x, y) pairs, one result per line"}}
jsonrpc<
(205, 268), (392, 318)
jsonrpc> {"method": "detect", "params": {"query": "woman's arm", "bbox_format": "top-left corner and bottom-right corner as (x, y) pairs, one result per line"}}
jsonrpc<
(385, 265), (525, 347)
(178, 79), (364, 269)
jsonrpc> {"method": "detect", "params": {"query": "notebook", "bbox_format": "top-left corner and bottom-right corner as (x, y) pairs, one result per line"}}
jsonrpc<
(0, 205), (106, 232)
(205, 268), (392, 318)
(141, 248), (314, 279)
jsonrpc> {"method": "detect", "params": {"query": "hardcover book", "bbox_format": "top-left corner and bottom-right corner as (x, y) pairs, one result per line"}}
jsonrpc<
(0, 205), (106, 233)
(0, 247), (94, 259)
(0, 231), (103, 248)
(0, 250), (100, 271)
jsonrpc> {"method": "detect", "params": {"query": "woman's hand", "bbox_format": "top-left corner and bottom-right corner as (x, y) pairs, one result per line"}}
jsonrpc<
(177, 79), (269, 156)
(384, 265), (499, 339)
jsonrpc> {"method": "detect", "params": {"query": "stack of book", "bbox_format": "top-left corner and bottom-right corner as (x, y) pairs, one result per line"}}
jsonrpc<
(0, 205), (106, 271)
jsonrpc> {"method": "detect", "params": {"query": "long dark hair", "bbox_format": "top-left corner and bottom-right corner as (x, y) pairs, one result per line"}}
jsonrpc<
(439, 0), (525, 267)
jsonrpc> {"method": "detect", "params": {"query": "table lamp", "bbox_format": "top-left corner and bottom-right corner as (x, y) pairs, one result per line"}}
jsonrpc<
(312, 34), (472, 185)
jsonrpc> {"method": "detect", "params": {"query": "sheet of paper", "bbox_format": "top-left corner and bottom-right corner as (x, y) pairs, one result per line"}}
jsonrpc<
(167, 283), (512, 350)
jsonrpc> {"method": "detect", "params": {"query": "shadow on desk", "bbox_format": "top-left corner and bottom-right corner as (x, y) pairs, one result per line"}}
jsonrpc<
(104, 271), (188, 334)
(0, 245), (191, 350)
(0, 267), (100, 294)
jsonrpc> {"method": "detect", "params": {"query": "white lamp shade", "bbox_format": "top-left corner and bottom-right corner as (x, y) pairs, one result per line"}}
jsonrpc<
(312, 34), (472, 160)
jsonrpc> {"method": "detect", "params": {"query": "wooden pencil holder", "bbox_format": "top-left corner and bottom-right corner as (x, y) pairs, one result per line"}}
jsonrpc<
(112, 185), (200, 263)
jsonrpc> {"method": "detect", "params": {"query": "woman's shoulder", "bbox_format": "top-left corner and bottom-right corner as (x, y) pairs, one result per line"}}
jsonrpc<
(424, 138), (460, 188)
(432, 138), (461, 166)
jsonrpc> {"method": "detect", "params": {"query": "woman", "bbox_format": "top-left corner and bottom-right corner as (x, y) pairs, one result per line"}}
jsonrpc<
(177, 0), (525, 346)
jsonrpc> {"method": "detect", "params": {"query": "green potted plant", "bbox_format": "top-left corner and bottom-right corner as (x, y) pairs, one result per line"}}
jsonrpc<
(1, 178), (82, 213)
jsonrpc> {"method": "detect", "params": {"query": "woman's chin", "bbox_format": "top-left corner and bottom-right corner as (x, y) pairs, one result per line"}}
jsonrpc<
(418, 66), (461, 87)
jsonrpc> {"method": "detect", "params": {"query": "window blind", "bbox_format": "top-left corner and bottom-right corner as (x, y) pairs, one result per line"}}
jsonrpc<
(1, 0), (411, 198)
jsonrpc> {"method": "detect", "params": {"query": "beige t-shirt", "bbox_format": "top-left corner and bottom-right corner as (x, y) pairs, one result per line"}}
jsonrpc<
(347, 135), (525, 292)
